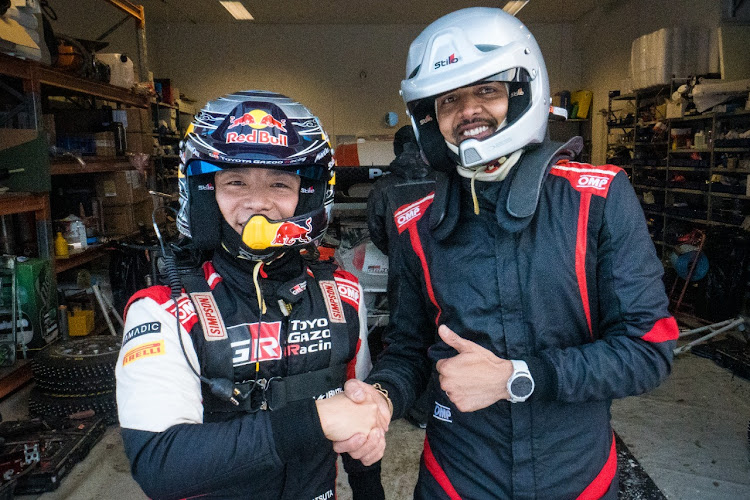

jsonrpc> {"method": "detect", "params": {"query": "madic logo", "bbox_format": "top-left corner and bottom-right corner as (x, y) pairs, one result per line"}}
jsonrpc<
(434, 53), (459, 70)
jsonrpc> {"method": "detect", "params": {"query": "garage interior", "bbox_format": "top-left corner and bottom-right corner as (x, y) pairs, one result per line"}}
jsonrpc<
(0, 0), (749, 498)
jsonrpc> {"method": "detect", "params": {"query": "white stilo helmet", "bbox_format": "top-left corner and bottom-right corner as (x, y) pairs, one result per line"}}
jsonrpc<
(401, 8), (550, 170)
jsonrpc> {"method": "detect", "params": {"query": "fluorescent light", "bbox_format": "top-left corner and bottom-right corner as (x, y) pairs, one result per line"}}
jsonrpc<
(502, 1), (529, 16)
(220, 1), (254, 20)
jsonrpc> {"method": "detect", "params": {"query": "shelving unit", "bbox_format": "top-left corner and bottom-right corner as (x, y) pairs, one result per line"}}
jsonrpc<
(608, 85), (750, 319)
(549, 114), (593, 163)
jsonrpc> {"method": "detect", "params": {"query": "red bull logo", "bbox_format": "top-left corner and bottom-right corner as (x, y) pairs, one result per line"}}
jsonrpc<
(228, 109), (286, 132)
(272, 217), (313, 245)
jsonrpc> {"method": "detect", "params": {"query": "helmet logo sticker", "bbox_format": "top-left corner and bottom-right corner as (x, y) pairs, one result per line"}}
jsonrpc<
(271, 217), (313, 245)
(225, 109), (289, 146)
(301, 186), (315, 193)
(510, 88), (525, 98)
(228, 109), (287, 132)
(198, 183), (214, 191)
(419, 114), (433, 126)
(434, 53), (459, 70)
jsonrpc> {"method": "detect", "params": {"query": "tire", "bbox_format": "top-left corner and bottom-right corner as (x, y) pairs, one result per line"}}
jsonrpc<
(34, 376), (115, 396)
(31, 336), (121, 381)
(28, 387), (118, 425)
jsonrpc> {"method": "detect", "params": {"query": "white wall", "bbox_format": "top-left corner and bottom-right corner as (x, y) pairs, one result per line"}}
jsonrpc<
(145, 22), (576, 146)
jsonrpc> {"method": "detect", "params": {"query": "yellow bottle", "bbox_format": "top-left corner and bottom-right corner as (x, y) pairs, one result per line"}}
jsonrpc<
(55, 232), (69, 257)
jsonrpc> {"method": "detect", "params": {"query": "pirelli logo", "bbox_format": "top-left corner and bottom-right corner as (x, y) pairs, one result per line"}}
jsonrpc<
(123, 341), (164, 366)
(190, 292), (228, 341)
(319, 280), (345, 323)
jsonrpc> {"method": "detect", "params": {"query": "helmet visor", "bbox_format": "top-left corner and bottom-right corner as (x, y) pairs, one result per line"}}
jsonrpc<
(186, 159), (327, 181)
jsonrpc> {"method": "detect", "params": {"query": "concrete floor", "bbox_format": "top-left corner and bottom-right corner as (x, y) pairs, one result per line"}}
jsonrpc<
(4, 342), (750, 499)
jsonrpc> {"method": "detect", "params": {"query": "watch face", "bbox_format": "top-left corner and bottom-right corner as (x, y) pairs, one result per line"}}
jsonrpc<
(510, 375), (533, 398)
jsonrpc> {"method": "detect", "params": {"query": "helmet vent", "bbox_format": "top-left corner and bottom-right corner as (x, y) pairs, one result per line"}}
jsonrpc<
(463, 148), (482, 164)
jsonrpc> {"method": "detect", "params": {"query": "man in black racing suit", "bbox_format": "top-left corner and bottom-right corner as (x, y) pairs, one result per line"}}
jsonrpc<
(116, 91), (387, 500)
(339, 9), (679, 499)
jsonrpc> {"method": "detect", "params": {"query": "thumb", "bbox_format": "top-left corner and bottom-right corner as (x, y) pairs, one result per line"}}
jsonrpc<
(438, 324), (472, 353)
(344, 379), (367, 403)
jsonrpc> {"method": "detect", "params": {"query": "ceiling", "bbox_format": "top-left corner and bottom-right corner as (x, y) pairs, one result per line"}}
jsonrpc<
(136, 0), (603, 25)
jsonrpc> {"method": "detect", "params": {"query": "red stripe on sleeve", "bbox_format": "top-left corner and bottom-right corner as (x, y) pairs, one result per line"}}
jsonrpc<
(576, 432), (617, 500)
(423, 437), (462, 500)
(642, 316), (679, 343)
(576, 192), (593, 338)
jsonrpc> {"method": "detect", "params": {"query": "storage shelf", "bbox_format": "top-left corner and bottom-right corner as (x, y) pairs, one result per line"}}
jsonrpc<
(0, 192), (50, 218)
(55, 245), (109, 274)
(0, 53), (149, 108)
(664, 214), (709, 224)
(635, 184), (666, 191)
(666, 187), (708, 195)
(669, 148), (710, 153)
(711, 192), (749, 199)
(50, 157), (135, 175)
(713, 168), (750, 174)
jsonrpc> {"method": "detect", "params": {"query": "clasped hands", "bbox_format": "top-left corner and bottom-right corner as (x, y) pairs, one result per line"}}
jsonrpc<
(316, 325), (514, 464)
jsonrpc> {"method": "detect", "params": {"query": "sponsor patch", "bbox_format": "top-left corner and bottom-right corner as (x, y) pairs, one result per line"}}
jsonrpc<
(163, 294), (198, 332)
(123, 340), (164, 366)
(190, 292), (228, 341)
(394, 193), (435, 233)
(319, 280), (345, 323)
(230, 321), (282, 365)
(312, 489), (334, 500)
(433, 401), (453, 423)
(290, 281), (307, 296)
(336, 279), (361, 310)
(123, 322), (161, 345)
(550, 163), (619, 197)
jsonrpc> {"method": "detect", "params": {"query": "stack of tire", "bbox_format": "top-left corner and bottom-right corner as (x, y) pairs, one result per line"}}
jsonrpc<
(29, 336), (121, 425)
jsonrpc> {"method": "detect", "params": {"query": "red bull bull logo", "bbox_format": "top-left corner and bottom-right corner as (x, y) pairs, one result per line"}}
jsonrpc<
(228, 109), (286, 132)
(226, 109), (288, 146)
(272, 217), (313, 245)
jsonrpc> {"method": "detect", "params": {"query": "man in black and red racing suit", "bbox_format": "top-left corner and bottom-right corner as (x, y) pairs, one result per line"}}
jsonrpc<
(341, 8), (679, 499)
(116, 90), (386, 500)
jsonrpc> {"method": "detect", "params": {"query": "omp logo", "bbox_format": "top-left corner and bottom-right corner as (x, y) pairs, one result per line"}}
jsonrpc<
(577, 175), (609, 190)
(433, 402), (453, 423)
(434, 53), (459, 70)
(123, 341), (164, 366)
(231, 321), (282, 365)
(190, 292), (228, 341)
(123, 322), (161, 345)
(319, 281), (345, 323)
(312, 490), (334, 500)
(394, 194), (435, 233)
(337, 281), (361, 309)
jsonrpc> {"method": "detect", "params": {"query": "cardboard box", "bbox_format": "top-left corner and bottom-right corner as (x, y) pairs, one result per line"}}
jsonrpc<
(126, 132), (153, 154)
(94, 131), (116, 157)
(15, 257), (59, 353)
(120, 107), (152, 133)
(102, 203), (136, 236)
(95, 171), (150, 206)
(102, 199), (160, 236)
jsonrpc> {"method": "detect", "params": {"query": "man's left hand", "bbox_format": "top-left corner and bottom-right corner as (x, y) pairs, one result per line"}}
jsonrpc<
(435, 324), (514, 412)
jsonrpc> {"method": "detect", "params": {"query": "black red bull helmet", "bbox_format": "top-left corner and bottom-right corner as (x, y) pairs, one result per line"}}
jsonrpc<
(177, 90), (335, 261)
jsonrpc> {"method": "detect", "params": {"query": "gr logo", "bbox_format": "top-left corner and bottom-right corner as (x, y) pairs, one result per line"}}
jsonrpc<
(577, 175), (609, 190)
(231, 321), (282, 366)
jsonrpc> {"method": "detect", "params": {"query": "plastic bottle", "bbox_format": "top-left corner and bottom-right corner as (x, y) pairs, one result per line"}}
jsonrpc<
(55, 232), (69, 257)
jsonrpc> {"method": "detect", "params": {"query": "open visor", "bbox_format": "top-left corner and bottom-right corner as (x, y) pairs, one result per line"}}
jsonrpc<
(186, 159), (328, 181)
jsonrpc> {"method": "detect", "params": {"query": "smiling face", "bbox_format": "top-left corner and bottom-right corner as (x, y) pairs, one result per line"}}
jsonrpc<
(215, 167), (301, 234)
(435, 81), (509, 147)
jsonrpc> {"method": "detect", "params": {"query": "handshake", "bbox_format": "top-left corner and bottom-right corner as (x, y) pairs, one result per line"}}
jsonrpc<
(315, 379), (393, 466)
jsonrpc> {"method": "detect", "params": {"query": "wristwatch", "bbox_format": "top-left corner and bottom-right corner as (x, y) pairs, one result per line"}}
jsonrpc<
(507, 360), (535, 403)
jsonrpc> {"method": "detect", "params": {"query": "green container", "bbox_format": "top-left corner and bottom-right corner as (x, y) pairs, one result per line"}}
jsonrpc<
(16, 257), (58, 354)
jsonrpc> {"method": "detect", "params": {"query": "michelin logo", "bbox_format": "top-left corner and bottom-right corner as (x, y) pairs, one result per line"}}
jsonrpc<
(433, 402), (452, 423)
(123, 322), (161, 345)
